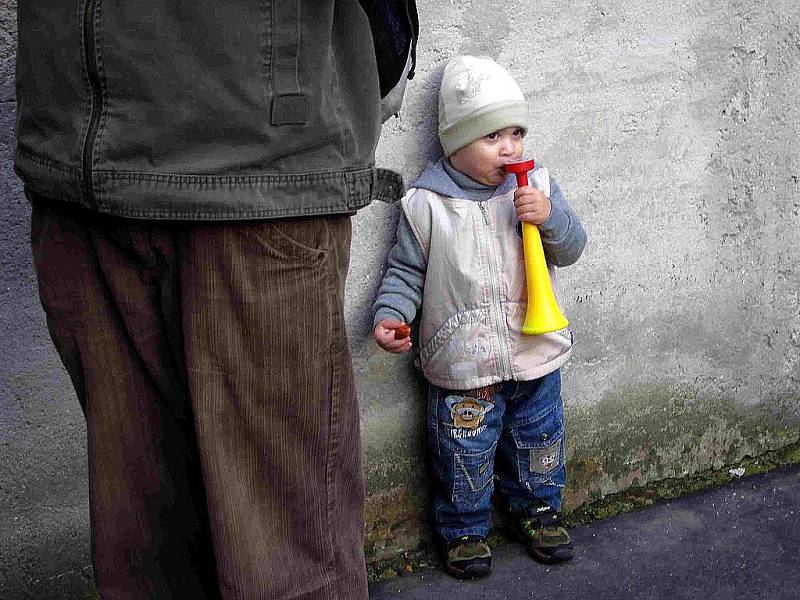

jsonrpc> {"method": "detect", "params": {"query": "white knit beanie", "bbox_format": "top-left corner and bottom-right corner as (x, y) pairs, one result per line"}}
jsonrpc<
(438, 55), (529, 156)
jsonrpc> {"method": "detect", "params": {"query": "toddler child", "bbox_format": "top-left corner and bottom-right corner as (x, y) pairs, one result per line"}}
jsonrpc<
(372, 55), (587, 579)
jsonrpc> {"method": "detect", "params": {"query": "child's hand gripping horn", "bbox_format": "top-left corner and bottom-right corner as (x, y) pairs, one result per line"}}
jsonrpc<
(504, 159), (569, 335)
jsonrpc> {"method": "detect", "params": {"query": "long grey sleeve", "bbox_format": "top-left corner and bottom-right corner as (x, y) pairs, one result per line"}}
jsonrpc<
(372, 212), (427, 329)
(538, 177), (587, 267)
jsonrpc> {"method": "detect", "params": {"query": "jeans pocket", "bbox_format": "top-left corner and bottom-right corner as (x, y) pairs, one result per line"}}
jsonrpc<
(510, 402), (565, 487)
(452, 443), (496, 510)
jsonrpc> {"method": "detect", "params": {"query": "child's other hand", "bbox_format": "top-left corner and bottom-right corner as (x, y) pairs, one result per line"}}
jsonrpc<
(514, 186), (552, 225)
(374, 319), (413, 354)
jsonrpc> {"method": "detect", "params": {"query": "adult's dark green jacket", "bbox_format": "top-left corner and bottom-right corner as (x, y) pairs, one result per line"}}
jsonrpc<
(14, 0), (418, 220)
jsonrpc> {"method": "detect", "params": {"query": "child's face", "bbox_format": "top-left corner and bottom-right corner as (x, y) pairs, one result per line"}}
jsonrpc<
(449, 126), (525, 186)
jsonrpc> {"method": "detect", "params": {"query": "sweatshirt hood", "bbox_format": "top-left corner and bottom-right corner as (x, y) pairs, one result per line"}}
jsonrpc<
(410, 157), (517, 200)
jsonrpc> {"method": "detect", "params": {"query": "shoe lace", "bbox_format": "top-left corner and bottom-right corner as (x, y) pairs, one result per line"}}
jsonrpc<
(521, 508), (563, 535)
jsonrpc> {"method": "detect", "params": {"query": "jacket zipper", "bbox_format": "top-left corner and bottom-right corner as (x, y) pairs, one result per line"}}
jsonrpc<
(479, 202), (513, 379)
(81, 0), (102, 205)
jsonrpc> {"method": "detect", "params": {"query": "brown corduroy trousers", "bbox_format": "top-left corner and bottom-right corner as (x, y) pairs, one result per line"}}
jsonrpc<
(29, 195), (367, 600)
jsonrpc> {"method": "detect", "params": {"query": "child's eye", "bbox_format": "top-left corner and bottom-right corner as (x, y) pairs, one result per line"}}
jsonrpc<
(513, 128), (523, 137)
(486, 132), (499, 140)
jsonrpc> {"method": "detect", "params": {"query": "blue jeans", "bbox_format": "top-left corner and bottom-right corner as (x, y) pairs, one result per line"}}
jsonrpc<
(427, 370), (566, 542)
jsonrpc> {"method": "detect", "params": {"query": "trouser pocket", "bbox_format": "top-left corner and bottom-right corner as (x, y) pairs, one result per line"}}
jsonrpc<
(509, 399), (566, 489)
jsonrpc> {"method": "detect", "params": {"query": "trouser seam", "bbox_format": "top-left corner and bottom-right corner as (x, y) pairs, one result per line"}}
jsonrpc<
(323, 223), (342, 595)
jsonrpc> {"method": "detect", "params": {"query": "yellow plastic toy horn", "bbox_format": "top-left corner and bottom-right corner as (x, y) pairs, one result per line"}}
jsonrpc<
(505, 159), (569, 335)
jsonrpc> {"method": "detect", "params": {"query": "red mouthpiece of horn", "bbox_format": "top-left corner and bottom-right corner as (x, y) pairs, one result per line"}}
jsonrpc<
(504, 159), (535, 186)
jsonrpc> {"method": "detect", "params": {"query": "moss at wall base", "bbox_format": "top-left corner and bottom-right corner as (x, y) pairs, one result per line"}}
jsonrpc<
(564, 438), (800, 526)
(362, 383), (800, 581)
(563, 383), (800, 510)
(364, 484), (428, 564)
(366, 441), (800, 582)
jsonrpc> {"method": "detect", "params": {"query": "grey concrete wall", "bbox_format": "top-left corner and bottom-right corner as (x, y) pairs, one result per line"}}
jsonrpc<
(352, 0), (800, 561)
(2, 0), (96, 597)
(2, 2), (99, 597)
(1, 0), (799, 595)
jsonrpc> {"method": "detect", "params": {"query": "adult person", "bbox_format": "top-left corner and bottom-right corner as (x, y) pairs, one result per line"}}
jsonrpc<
(14, 1), (418, 599)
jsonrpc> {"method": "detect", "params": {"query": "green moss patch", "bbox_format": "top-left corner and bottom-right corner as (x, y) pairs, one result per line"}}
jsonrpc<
(362, 382), (799, 582)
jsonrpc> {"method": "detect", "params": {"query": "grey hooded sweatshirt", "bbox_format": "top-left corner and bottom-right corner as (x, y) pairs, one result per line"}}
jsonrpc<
(372, 157), (586, 389)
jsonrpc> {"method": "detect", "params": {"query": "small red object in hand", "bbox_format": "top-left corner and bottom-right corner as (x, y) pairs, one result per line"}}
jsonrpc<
(394, 324), (411, 340)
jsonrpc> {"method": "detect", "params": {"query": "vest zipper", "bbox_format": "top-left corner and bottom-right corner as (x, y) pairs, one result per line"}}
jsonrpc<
(478, 202), (513, 379)
(479, 202), (489, 225)
(81, 0), (102, 205)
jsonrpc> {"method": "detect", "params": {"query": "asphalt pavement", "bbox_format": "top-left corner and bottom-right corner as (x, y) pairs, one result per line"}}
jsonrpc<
(4, 465), (797, 599)
(368, 465), (800, 600)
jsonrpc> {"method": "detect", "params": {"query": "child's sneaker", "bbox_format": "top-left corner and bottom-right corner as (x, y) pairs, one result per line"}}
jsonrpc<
(443, 535), (492, 579)
(510, 505), (574, 564)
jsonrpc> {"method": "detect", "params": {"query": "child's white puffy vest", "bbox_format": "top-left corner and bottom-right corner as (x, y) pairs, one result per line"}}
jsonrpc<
(401, 174), (572, 390)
